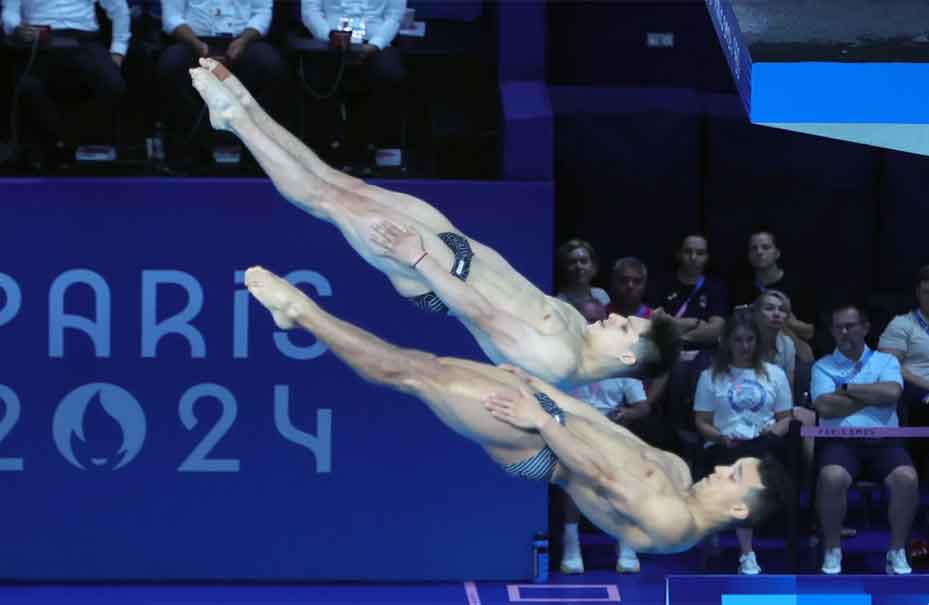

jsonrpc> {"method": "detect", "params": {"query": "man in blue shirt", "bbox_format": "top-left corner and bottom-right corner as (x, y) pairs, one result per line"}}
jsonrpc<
(157, 0), (289, 169)
(811, 303), (917, 575)
(2, 0), (129, 166)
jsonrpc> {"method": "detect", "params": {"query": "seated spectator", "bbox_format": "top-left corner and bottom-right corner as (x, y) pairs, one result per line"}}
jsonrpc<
(731, 230), (815, 362)
(652, 233), (728, 354)
(753, 290), (796, 389)
(754, 289), (821, 499)
(555, 240), (643, 574)
(693, 308), (793, 575)
(555, 238), (608, 320)
(607, 257), (651, 319)
(157, 0), (289, 169)
(561, 376), (650, 575)
(812, 303), (917, 575)
(301, 0), (408, 169)
(606, 257), (669, 439)
(1, 0), (129, 167)
(879, 264), (929, 481)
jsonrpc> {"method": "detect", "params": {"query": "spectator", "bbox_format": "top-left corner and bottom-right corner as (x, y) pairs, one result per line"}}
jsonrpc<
(812, 303), (916, 575)
(555, 240), (643, 574)
(562, 376), (650, 574)
(606, 257), (669, 441)
(652, 233), (728, 352)
(693, 308), (793, 575)
(879, 264), (929, 480)
(753, 290), (796, 389)
(607, 257), (651, 319)
(555, 238), (608, 321)
(1, 0), (130, 167)
(158, 0), (289, 169)
(732, 230), (815, 362)
(301, 0), (407, 169)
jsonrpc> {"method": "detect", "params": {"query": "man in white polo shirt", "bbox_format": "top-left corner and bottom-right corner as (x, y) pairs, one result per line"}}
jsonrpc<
(879, 265), (929, 481)
(812, 303), (918, 575)
(157, 0), (289, 169)
(2, 0), (130, 166)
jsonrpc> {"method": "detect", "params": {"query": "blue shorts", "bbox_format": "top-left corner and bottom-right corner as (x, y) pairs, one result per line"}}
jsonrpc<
(815, 438), (913, 482)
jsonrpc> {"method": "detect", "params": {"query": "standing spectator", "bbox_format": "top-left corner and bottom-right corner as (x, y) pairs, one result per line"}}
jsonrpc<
(693, 308), (793, 575)
(732, 230), (815, 362)
(812, 303), (917, 575)
(652, 233), (728, 352)
(301, 0), (407, 169)
(2, 0), (129, 166)
(879, 264), (929, 481)
(158, 0), (289, 169)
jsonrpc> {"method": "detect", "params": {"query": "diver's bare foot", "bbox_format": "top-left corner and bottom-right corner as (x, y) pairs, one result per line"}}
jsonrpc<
(244, 266), (312, 330)
(199, 58), (254, 109)
(189, 66), (246, 132)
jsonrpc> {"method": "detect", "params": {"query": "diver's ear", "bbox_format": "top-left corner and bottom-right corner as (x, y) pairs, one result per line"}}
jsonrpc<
(619, 351), (637, 366)
(729, 502), (749, 521)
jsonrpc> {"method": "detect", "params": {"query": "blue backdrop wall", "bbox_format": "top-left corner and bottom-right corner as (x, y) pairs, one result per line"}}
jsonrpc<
(0, 178), (552, 581)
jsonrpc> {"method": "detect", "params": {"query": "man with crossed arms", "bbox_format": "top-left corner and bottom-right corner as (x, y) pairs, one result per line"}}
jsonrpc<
(812, 303), (918, 575)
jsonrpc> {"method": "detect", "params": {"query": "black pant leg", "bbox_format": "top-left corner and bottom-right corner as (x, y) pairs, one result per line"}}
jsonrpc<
(156, 41), (209, 159)
(13, 50), (61, 143)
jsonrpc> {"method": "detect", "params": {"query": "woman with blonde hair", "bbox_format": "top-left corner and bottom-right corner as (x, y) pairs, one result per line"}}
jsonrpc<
(753, 289), (796, 389)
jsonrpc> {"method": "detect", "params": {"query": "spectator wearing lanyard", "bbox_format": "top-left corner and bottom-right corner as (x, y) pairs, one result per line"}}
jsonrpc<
(651, 233), (728, 353)
(879, 264), (929, 481)
(812, 303), (916, 576)
(731, 230), (816, 362)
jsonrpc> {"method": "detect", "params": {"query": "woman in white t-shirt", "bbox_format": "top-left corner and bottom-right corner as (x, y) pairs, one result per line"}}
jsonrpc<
(693, 308), (793, 575)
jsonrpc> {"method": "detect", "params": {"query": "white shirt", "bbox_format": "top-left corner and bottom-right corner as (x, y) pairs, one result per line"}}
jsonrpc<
(811, 346), (903, 428)
(301, 0), (405, 50)
(694, 363), (792, 444)
(570, 378), (647, 415)
(161, 0), (272, 38)
(879, 310), (929, 383)
(2, 0), (131, 55)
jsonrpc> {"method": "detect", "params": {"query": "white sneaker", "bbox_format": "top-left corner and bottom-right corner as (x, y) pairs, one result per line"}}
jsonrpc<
(822, 547), (842, 574)
(738, 551), (761, 575)
(559, 549), (584, 574)
(886, 548), (912, 575)
(616, 543), (640, 573)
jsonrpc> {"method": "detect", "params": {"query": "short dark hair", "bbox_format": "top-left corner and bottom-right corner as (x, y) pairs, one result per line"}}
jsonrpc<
(749, 228), (778, 248)
(831, 302), (869, 324)
(679, 232), (709, 250)
(632, 312), (680, 379)
(915, 265), (929, 290)
(742, 454), (792, 528)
